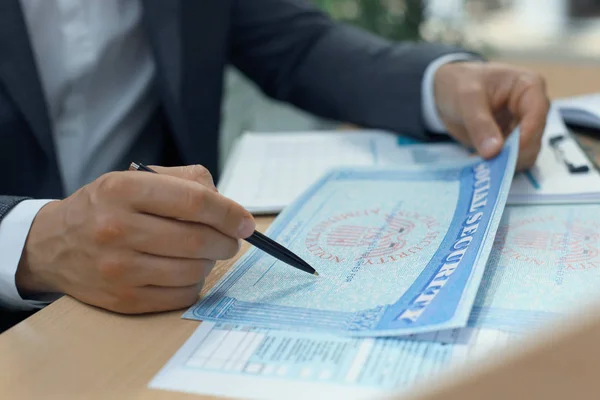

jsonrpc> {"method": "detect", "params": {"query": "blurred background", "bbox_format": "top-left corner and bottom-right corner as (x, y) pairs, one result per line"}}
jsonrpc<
(219, 0), (600, 167)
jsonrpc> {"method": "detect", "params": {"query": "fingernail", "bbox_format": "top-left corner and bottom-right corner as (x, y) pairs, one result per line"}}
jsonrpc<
(480, 136), (501, 156)
(238, 216), (255, 238)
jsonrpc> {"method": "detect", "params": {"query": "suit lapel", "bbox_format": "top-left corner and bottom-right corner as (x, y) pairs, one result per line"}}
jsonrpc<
(141, 0), (230, 173)
(140, 0), (182, 97)
(179, 0), (231, 173)
(140, 0), (186, 134)
(0, 1), (56, 163)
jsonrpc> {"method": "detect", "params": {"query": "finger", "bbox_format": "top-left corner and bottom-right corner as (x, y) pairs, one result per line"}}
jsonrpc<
(508, 76), (548, 159)
(516, 135), (543, 171)
(127, 213), (241, 259)
(109, 283), (204, 314)
(139, 256), (215, 287)
(458, 83), (504, 159)
(97, 251), (215, 287)
(139, 284), (204, 313)
(98, 172), (255, 238)
(444, 121), (471, 148)
(493, 107), (517, 136)
(146, 164), (217, 191)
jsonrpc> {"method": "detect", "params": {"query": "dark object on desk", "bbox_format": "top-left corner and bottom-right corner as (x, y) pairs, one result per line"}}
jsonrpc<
(568, 125), (600, 172)
(548, 134), (590, 174)
(129, 162), (318, 276)
(566, 122), (600, 139)
(0, 309), (37, 334)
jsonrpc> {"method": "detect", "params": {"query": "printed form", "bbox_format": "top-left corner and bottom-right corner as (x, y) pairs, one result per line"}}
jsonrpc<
(217, 130), (468, 214)
(149, 322), (515, 400)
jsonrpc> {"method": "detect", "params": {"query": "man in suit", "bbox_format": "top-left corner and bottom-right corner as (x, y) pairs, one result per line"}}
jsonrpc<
(0, 0), (548, 325)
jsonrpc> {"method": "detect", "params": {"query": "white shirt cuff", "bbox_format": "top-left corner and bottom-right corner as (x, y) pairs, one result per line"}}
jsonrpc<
(0, 199), (61, 310)
(422, 53), (480, 134)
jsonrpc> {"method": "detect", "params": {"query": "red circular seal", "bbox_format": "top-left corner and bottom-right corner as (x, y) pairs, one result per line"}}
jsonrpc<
(304, 209), (440, 265)
(494, 216), (600, 267)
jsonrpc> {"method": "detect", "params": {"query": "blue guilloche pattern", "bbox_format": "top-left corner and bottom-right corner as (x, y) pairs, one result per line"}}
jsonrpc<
(184, 133), (519, 336)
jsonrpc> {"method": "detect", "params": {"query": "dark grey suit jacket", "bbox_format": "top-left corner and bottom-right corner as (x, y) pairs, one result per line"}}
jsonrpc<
(0, 0), (465, 225)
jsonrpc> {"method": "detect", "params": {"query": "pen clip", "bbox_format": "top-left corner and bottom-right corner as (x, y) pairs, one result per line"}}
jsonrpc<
(548, 134), (590, 174)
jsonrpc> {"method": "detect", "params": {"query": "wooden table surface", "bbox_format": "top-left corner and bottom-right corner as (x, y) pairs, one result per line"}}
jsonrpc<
(2, 60), (600, 400)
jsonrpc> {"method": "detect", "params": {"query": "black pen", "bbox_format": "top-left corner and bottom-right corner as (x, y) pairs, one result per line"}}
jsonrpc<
(129, 162), (319, 276)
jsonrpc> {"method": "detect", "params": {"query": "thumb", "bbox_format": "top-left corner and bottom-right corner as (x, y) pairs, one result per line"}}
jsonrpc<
(459, 85), (504, 159)
(132, 164), (217, 191)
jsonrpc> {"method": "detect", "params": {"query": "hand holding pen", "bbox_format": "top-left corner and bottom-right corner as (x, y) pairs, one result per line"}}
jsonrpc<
(130, 163), (317, 276)
(16, 164), (271, 315)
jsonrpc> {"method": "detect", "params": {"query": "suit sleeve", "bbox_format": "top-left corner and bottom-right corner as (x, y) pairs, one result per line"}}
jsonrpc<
(229, 0), (478, 139)
(0, 196), (29, 220)
(0, 197), (58, 310)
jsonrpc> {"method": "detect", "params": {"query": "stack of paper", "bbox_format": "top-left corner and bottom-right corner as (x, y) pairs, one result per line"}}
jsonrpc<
(218, 131), (390, 214)
(151, 133), (520, 399)
(149, 98), (600, 400)
(218, 107), (600, 213)
(151, 135), (600, 399)
(509, 105), (600, 203)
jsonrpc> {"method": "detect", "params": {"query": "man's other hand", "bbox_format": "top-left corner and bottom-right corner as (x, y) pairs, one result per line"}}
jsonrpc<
(14, 165), (255, 314)
(434, 62), (550, 171)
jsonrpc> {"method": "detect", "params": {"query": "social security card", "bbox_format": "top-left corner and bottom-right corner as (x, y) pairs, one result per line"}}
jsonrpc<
(184, 132), (519, 336)
(157, 201), (600, 400)
(470, 203), (600, 332)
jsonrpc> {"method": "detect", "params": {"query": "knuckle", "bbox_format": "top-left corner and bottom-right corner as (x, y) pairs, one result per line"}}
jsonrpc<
(188, 165), (214, 185)
(97, 255), (128, 282)
(518, 73), (542, 91)
(458, 83), (483, 98)
(96, 172), (131, 197)
(92, 213), (125, 244)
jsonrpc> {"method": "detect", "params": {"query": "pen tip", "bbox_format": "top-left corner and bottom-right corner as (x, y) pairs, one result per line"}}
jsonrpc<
(313, 271), (319, 277)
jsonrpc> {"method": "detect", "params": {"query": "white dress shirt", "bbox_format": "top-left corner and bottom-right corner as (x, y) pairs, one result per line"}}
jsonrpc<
(0, 0), (471, 310)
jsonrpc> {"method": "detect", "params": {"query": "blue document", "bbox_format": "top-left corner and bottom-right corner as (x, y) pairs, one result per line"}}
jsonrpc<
(470, 203), (600, 332)
(184, 133), (519, 336)
(154, 200), (600, 400)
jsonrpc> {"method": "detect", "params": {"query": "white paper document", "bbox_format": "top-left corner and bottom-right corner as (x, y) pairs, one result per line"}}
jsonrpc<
(509, 105), (600, 204)
(149, 321), (514, 400)
(217, 130), (469, 214)
(219, 108), (600, 213)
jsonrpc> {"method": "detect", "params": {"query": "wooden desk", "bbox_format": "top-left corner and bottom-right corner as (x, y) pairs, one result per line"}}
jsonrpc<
(2, 61), (600, 400)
